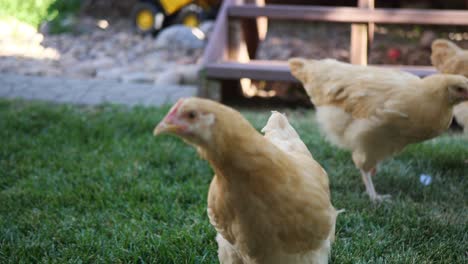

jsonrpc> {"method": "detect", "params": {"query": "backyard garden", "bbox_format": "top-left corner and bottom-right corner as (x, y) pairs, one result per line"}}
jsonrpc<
(1, 0), (468, 263)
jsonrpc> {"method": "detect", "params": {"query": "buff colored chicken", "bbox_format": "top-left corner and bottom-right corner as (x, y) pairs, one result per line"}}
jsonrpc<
(289, 58), (468, 201)
(154, 98), (339, 264)
(431, 39), (468, 133)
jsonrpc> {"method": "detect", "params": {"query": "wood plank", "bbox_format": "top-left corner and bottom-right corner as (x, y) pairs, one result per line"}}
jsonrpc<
(205, 61), (296, 81)
(199, 0), (236, 100)
(350, 24), (368, 65)
(199, 74), (222, 100)
(350, 0), (374, 65)
(377, 64), (437, 77)
(205, 61), (437, 82)
(228, 4), (468, 25)
(200, 0), (235, 64)
(365, 0), (375, 45)
(241, 0), (267, 59)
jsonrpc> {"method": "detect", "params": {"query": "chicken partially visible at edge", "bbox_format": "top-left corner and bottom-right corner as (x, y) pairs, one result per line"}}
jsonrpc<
(431, 39), (468, 133)
(289, 58), (468, 201)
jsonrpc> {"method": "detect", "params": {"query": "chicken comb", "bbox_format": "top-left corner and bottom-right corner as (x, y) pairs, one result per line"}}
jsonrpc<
(166, 98), (185, 120)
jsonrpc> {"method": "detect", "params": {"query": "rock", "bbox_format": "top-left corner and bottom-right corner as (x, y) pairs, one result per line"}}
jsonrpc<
(143, 52), (175, 71)
(154, 64), (200, 85)
(67, 57), (114, 78)
(420, 30), (437, 48)
(120, 72), (155, 83)
(130, 42), (147, 56)
(91, 57), (115, 68)
(19, 64), (60, 76)
(96, 67), (128, 80)
(56, 14), (79, 33)
(69, 62), (97, 77)
(59, 53), (79, 67)
(0, 16), (204, 83)
(39, 21), (51, 35)
(155, 69), (181, 85)
(74, 16), (99, 34)
(179, 64), (201, 85)
(332, 49), (350, 60)
(407, 48), (429, 65)
(154, 25), (206, 51)
(66, 45), (89, 60)
(199, 20), (215, 39)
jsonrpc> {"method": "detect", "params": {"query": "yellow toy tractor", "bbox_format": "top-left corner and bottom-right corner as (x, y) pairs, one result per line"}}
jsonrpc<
(132, 0), (219, 34)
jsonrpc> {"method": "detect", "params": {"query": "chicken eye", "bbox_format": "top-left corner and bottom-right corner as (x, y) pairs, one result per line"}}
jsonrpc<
(455, 86), (464, 93)
(187, 111), (197, 120)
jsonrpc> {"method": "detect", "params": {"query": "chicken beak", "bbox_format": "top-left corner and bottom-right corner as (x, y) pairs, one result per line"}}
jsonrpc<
(153, 120), (181, 136)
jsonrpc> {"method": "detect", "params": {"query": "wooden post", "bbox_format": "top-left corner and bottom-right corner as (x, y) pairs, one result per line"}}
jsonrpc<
(241, 0), (267, 59)
(367, 0), (375, 48)
(198, 0), (235, 100)
(199, 70), (222, 101)
(228, 0), (267, 63)
(350, 0), (374, 65)
(226, 0), (268, 99)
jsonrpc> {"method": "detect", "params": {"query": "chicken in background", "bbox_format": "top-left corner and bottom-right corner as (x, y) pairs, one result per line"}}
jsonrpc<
(154, 98), (339, 264)
(289, 58), (468, 202)
(431, 39), (468, 133)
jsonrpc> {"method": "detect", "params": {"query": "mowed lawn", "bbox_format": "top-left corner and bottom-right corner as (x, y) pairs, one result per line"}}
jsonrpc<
(0, 99), (467, 263)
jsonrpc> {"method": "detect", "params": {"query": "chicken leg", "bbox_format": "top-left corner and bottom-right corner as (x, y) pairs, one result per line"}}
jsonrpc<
(360, 168), (391, 202)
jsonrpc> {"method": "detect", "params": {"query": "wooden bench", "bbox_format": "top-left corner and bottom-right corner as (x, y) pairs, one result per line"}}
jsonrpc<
(204, 61), (437, 82)
(199, 0), (468, 100)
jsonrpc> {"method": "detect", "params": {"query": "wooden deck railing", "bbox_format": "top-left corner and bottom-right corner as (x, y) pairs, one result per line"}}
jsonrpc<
(199, 0), (468, 100)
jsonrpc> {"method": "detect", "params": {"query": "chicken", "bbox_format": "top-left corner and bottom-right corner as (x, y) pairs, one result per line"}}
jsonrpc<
(154, 98), (339, 264)
(289, 58), (468, 201)
(431, 39), (468, 133)
(431, 39), (468, 75)
(453, 101), (468, 133)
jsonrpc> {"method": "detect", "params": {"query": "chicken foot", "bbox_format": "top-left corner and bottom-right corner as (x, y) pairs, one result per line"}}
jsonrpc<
(360, 169), (391, 202)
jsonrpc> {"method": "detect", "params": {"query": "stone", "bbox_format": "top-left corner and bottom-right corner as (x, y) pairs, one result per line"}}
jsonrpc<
(179, 64), (201, 85)
(154, 69), (181, 85)
(154, 25), (206, 51)
(199, 20), (215, 39)
(18, 65), (51, 76)
(96, 67), (128, 80)
(59, 54), (79, 67)
(419, 30), (437, 48)
(0, 16), (205, 93)
(39, 21), (51, 35)
(154, 64), (200, 85)
(91, 57), (115, 68)
(141, 51), (176, 71)
(69, 62), (97, 77)
(166, 85), (198, 102)
(120, 72), (156, 84)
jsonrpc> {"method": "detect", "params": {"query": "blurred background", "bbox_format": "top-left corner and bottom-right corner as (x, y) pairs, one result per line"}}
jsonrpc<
(0, 0), (468, 106)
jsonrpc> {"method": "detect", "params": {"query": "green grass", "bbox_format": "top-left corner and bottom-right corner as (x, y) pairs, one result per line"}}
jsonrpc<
(0, 99), (467, 263)
(0, 0), (81, 31)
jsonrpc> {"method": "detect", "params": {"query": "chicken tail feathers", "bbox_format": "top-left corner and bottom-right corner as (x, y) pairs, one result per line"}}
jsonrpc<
(262, 111), (312, 157)
(261, 111), (300, 140)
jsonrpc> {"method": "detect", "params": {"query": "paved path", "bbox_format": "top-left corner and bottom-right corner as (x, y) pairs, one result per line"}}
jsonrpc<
(0, 74), (197, 106)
